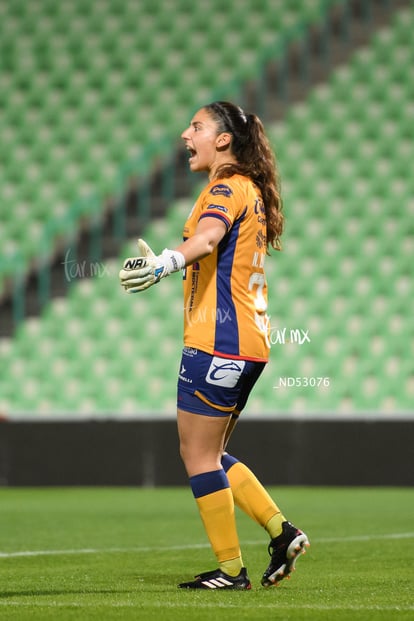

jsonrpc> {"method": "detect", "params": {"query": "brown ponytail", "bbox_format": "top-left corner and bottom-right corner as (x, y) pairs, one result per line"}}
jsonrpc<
(204, 101), (284, 251)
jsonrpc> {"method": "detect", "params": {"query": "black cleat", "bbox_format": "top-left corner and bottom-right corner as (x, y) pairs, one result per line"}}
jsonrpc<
(261, 521), (310, 587)
(178, 567), (251, 590)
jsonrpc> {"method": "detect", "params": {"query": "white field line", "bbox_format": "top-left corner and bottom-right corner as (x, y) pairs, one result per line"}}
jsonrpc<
(0, 532), (413, 559)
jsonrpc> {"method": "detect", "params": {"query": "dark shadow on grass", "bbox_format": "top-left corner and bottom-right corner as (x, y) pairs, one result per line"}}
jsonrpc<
(0, 589), (131, 598)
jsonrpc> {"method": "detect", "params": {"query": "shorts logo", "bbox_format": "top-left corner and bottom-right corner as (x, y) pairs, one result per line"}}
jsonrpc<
(206, 357), (246, 388)
(179, 363), (192, 384)
(183, 347), (198, 356)
(209, 184), (233, 197)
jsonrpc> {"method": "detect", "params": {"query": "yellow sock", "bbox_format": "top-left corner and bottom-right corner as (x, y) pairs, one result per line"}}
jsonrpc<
(222, 457), (286, 534)
(220, 557), (244, 577)
(190, 470), (243, 577)
(265, 513), (285, 539)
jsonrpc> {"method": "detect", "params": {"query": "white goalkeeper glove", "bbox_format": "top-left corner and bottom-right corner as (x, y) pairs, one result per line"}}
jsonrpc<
(119, 238), (185, 293)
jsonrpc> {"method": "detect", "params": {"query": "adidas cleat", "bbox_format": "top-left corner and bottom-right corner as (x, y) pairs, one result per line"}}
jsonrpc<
(261, 521), (309, 587)
(178, 567), (251, 590)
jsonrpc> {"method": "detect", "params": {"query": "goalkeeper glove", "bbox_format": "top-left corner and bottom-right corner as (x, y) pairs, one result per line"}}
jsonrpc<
(119, 238), (185, 293)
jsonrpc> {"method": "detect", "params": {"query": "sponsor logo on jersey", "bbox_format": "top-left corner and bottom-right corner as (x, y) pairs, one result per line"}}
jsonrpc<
(254, 197), (266, 225)
(206, 203), (229, 213)
(209, 183), (233, 197)
(205, 357), (246, 388)
(254, 197), (265, 215)
(256, 230), (266, 249)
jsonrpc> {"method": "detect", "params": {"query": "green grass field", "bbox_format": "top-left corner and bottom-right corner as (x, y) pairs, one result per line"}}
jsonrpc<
(0, 487), (413, 620)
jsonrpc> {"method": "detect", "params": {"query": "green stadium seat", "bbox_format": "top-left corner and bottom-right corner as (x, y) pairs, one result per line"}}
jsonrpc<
(0, 0), (346, 292)
(1, 1), (413, 418)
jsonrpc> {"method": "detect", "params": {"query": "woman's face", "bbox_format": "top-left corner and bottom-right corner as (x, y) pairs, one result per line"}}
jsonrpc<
(181, 108), (230, 176)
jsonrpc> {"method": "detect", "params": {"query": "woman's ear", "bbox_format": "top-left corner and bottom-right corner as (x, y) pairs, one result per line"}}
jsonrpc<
(216, 132), (232, 149)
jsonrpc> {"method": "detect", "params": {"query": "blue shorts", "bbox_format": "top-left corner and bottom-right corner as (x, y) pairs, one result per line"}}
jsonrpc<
(177, 347), (266, 417)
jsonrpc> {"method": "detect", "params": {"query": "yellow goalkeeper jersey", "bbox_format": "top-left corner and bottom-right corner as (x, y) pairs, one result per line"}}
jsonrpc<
(182, 174), (270, 362)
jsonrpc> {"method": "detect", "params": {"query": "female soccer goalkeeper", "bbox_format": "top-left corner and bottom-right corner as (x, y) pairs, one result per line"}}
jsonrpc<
(119, 101), (309, 590)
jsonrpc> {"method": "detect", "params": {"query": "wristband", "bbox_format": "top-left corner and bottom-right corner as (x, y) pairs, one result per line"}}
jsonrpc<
(160, 248), (186, 275)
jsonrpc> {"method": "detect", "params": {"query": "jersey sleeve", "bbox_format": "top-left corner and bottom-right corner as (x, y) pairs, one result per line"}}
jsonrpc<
(198, 179), (245, 231)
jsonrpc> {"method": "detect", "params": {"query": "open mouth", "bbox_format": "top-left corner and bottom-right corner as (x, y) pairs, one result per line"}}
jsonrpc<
(186, 145), (196, 160)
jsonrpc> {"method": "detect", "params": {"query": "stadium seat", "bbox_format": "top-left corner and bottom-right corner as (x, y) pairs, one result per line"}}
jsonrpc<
(1, 2), (413, 418)
(0, 0), (345, 288)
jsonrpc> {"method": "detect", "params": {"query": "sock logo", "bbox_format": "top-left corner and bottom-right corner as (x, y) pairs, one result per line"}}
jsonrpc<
(205, 357), (245, 388)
